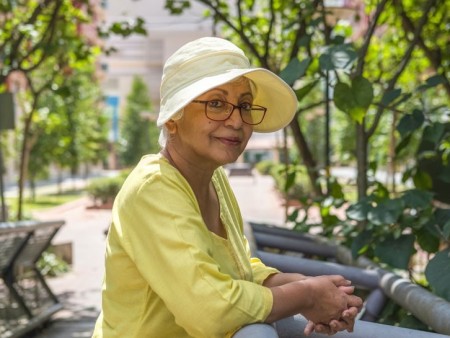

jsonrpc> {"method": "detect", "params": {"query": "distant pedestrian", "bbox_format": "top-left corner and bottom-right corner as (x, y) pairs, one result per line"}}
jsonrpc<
(92, 37), (362, 338)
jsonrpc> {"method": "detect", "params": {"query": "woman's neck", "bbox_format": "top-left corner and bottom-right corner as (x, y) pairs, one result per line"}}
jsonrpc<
(161, 146), (214, 199)
(161, 146), (225, 238)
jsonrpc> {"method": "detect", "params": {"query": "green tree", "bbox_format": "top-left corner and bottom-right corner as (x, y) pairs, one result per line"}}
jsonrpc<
(0, 0), (147, 219)
(119, 76), (159, 167)
(28, 66), (108, 198)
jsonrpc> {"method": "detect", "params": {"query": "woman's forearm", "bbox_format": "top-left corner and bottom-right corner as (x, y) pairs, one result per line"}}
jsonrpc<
(265, 279), (314, 323)
(262, 272), (307, 287)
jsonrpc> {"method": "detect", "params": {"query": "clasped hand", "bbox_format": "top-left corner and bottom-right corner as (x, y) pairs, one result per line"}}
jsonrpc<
(302, 275), (363, 336)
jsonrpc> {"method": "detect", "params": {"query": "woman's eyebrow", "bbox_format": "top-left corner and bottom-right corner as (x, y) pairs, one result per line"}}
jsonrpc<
(240, 92), (253, 99)
(208, 88), (253, 99)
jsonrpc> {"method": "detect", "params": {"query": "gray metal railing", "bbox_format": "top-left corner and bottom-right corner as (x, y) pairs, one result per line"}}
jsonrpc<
(236, 221), (450, 337)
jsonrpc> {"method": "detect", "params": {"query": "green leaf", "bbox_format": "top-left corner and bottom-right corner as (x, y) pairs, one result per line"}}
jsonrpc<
(285, 171), (296, 191)
(415, 227), (440, 253)
(329, 179), (344, 199)
(288, 208), (299, 222)
(351, 231), (372, 258)
(435, 208), (450, 227)
(425, 249), (450, 301)
(395, 133), (413, 155)
(295, 81), (318, 101)
(319, 44), (357, 71)
(165, 0), (191, 14)
(417, 74), (446, 91)
(352, 76), (373, 109)
(413, 170), (433, 190)
(400, 189), (433, 209)
(333, 76), (373, 124)
(374, 234), (416, 269)
(392, 93), (412, 107)
(422, 122), (445, 145)
(332, 35), (346, 44)
(396, 109), (425, 138)
(381, 88), (402, 106)
(279, 57), (311, 86)
(426, 74), (446, 86)
(346, 199), (372, 221)
(368, 199), (403, 226)
(443, 220), (450, 240)
(334, 81), (354, 112)
(348, 106), (367, 125)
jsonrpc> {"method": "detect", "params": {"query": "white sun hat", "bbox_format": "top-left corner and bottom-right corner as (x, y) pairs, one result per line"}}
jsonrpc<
(157, 37), (298, 134)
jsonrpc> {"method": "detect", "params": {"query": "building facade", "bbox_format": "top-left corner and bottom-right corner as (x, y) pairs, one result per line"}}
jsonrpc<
(100, 1), (213, 153)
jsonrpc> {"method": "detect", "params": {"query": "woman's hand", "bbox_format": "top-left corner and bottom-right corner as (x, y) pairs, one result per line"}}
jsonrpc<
(304, 306), (360, 336)
(303, 278), (362, 336)
(265, 272), (363, 333)
(299, 275), (352, 324)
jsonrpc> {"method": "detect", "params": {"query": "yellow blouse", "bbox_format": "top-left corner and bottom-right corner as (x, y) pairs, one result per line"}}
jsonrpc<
(92, 154), (278, 338)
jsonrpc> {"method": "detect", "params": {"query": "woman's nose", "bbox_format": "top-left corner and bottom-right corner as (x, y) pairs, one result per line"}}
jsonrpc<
(224, 106), (244, 128)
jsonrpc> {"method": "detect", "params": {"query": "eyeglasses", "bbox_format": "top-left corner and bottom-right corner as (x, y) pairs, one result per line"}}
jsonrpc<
(192, 100), (267, 126)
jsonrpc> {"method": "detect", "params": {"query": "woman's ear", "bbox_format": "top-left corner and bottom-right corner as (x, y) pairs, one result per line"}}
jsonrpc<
(165, 119), (177, 134)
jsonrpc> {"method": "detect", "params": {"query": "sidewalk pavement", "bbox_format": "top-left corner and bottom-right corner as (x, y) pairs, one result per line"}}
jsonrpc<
(30, 173), (286, 338)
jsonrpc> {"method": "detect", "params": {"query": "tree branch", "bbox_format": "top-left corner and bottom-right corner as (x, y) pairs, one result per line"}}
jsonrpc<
(297, 100), (329, 114)
(198, 0), (267, 67)
(355, 0), (389, 77)
(395, 0), (450, 96)
(289, 0), (321, 60)
(263, 0), (275, 62)
(366, 0), (438, 139)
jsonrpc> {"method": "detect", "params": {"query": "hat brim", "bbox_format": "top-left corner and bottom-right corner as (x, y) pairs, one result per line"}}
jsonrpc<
(159, 68), (297, 133)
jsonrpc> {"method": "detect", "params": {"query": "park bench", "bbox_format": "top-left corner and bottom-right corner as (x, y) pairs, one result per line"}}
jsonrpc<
(226, 162), (254, 177)
(0, 220), (64, 338)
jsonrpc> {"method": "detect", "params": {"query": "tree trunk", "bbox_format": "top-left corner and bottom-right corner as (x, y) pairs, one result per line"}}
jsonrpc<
(17, 114), (33, 220)
(289, 119), (323, 197)
(388, 112), (397, 193)
(356, 122), (368, 201)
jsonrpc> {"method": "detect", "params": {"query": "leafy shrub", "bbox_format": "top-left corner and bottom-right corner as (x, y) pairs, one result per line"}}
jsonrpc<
(254, 160), (274, 175)
(86, 171), (130, 205)
(37, 251), (70, 277)
(270, 163), (312, 200)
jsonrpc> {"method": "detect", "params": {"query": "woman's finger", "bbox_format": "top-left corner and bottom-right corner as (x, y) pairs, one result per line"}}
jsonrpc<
(314, 323), (334, 335)
(304, 320), (315, 336)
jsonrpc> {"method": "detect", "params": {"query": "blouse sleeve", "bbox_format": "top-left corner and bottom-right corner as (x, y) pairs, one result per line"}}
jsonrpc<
(116, 164), (273, 338)
(245, 236), (280, 284)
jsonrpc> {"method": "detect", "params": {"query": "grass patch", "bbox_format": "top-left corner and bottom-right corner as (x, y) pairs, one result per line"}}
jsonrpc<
(6, 190), (85, 214)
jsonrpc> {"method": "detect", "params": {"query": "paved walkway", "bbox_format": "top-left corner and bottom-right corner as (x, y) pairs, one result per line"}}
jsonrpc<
(29, 173), (286, 337)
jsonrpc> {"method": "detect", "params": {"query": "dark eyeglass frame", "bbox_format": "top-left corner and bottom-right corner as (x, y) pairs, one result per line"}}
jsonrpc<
(192, 99), (267, 126)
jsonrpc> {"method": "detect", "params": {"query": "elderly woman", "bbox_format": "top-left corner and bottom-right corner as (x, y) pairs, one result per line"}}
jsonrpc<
(92, 37), (362, 338)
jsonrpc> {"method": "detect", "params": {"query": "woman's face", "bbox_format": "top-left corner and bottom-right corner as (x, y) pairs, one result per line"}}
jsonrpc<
(169, 77), (254, 169)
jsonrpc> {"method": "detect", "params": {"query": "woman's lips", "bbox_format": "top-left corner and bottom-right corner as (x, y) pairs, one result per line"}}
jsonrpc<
(217, 136), (241, 146)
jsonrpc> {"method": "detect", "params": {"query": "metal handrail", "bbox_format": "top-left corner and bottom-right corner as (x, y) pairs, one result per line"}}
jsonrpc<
(246, 222), (450, 336)
(275, 315), (450, 338)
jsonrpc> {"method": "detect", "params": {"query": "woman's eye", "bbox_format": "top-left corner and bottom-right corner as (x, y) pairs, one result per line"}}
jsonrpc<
(208, 100), (224, 108)
(240, 102), (252, 110)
